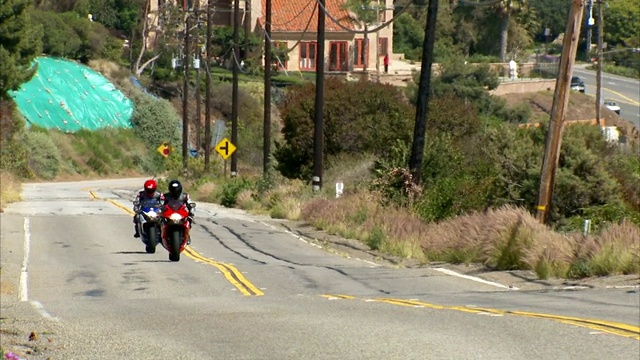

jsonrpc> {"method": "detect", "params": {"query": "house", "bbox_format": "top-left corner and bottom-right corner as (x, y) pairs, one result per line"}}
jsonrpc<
(146, 0), (395, 73)
(259, 0), (395, 73)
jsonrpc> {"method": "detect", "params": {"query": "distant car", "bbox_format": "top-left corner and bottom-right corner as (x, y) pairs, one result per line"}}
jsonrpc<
(604, 100), (621, 115)
(570, 76), (585, 93)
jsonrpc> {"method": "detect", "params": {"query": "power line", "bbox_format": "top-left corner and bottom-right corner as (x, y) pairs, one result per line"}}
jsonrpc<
(262, 5), (318, 55)
(315, 0), (411, 34)
(266, 0), (316, 27)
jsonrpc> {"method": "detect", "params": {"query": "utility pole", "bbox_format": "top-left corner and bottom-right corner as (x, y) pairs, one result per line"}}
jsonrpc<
(408, 0), (438, 186)
(535, 0), (584, 224)
(231, 0), (240, 177)
(204, 0), (212, 171)
(595, 1), (604, 126)
(263, 0), (272, 177)
(195, 16), (202, 154)
(375, 0), (381, 83)
(244, 0), (252, 60)
(313, 0), (326, 192)
(182, 12), (191, 173)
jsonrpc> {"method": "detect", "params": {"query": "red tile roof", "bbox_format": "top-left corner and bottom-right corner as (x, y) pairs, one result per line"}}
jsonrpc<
(261, 0), (355, 33)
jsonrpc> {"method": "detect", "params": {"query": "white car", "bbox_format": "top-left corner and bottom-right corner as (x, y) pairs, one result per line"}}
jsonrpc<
(604, 100), (620, 115)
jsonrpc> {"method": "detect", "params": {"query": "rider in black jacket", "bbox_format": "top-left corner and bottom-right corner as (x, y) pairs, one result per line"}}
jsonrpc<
(163, 179), (195, 244)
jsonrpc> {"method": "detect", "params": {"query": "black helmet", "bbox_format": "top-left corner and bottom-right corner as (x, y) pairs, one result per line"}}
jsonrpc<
(168, 180), (182, 198)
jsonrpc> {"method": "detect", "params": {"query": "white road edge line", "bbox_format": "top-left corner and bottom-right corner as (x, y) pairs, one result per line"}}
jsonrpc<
(30, 301), (59, 322)
(21, 218), (59, 321)
(432, 267), (518, 290)
(19, 218), (30, 301)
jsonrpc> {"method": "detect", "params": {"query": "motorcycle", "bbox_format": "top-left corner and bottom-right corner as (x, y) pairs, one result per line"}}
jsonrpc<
(134, 198), (163, 254)
(160, 198), (196, 262)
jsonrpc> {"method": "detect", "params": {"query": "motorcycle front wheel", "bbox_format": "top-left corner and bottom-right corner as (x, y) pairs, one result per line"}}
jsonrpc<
(168, 229), (181, 262)
(145, 225), (158, 254)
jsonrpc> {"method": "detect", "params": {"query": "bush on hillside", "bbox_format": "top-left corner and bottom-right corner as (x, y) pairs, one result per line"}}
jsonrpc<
(31, 10), (122, 63)
(275, 78), (414, 180)
(130, 93), (181, 151)
(16, 130), (62, 179)
(407, 59), (530, 123)
(373, 102), (639, 228)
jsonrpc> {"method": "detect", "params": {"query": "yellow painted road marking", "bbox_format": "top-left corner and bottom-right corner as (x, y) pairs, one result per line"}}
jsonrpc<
(184, 247), (263, 296)
(90, 190), (263, 296)
(323, 295), (640, 340)
(602, 87), (640, 106)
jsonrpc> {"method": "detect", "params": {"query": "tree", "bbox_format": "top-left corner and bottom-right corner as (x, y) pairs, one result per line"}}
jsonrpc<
(133, 0), (182, 76)
(275, 79), (414, 179)
(604, 0), (640, 47)
(528, 0), (569, 39)
(342, 0), (385, 71)
(0, 0), (43, 99)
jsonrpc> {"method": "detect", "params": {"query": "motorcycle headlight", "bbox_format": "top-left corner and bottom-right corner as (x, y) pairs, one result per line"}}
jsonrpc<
(169, 213), (183, 223)
(146, 210), (158, 219)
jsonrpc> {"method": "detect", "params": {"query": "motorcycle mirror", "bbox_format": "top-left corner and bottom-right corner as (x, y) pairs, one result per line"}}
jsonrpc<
(191, 203), (196, 209)
(133, 200), (140, 206)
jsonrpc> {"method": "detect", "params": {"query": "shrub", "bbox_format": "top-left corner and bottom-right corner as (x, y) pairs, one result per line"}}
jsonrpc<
(17, 130), (61, 179)
(0, 172), (21, 211)
(218, 177), (253, 208)
(130, 93), (181, 151)
(275, 78), (414, 180)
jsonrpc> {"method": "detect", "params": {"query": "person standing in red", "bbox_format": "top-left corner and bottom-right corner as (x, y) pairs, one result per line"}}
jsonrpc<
(383, 53), (390, 74)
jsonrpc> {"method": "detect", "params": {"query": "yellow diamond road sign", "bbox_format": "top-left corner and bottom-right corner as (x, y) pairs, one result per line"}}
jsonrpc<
(157, 142), (172, 158)
(215, 137), (236, 160)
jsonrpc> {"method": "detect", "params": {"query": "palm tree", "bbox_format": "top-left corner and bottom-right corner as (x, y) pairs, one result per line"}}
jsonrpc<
(342, 0), (385, 71)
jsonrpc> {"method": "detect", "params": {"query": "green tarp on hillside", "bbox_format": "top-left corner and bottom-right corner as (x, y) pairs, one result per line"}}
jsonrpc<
(9, 57), (133, 132)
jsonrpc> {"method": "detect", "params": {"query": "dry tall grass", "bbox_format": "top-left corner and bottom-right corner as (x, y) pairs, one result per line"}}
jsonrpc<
(300, 189), (640, 279)
(0, 172), (21, 212)
(572, 220), (640, 277)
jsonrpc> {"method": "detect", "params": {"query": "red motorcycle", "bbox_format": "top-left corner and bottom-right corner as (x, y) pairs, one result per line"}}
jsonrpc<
(160, 198), (195, 262)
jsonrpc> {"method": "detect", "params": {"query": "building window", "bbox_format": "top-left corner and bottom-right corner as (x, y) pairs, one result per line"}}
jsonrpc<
(378, 37), (388, 56)
(299, 42), (317, 70)
(329, 41), (349, 71)
(354, 38), (368, 68)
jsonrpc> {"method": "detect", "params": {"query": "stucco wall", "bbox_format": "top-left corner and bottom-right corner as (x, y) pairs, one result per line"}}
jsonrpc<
(490, 79), (557, 96)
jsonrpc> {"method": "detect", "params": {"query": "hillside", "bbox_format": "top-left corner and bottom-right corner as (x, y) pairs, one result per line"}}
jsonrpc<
(500, 91), (639, 142)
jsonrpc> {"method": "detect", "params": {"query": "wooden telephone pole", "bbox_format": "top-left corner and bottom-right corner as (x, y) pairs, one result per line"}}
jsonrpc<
(595, 1), (604, 126)
(263, 0), (272, 177)
(313, 0), (326, 192)
(204, 0), (212, 171)
(535, 0), (585, 223)
(182, 12), (191, 173)
(408, 0), (438, 186)
(231, 0), (240, 177)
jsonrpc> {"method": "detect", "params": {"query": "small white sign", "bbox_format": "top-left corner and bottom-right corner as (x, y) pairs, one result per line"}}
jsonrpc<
(335, 182), (344, 198)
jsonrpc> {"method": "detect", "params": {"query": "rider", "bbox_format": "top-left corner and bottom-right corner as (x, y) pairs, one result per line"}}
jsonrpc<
(133, 179), (164, 238)
(163, 179), (195, 245)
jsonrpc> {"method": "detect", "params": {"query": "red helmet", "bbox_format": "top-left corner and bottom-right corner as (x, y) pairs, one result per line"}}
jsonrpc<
(143, 179), (157, 195)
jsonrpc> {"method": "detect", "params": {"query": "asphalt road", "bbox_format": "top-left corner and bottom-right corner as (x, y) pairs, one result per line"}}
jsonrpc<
(2, 178), (639, 359)
(573, 66), (640, 129)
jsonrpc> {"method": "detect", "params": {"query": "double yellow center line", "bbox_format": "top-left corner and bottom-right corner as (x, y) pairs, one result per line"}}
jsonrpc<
(322, 295), (640, 340)
(89, 190), (263, 296)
